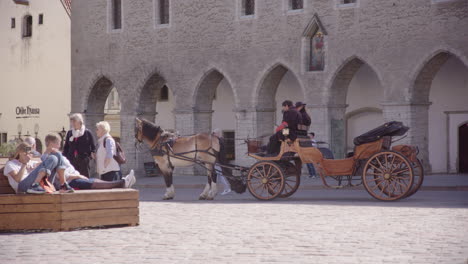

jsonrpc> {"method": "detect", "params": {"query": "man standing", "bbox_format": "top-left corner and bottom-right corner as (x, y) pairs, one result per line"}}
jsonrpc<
(267, 100), (302, 155)
(212, 129), (231, 195)
(306, 132), (318, 179)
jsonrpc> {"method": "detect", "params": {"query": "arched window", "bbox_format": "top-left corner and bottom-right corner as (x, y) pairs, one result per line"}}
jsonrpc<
(159, 85), (169, 102)
(310, 30), (325, 71)
(23, 15), (32, 37)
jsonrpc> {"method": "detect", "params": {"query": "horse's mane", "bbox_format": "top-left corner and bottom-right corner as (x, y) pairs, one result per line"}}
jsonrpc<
(141, 119), (161, 141)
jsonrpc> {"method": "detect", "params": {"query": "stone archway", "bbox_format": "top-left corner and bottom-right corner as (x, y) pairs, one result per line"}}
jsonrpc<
(189, 68), (237, 174)
(135, 72), (174, 174)
(83, 76), (117, 177)
(255, 64), (304, 142)
(328, 57), (384, 158)
(410, 51), (468, 173)
(85, 76), (115, 133)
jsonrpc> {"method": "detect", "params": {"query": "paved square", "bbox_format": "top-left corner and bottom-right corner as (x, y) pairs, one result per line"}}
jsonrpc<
(1, 188), (467, 264)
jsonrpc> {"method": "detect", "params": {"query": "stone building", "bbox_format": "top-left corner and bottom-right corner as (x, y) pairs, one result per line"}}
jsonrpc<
(71, 0), (468, 175)
(0, 0), (72, 151)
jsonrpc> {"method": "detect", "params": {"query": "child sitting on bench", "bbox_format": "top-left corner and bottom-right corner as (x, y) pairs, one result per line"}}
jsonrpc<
(42, 133), (136, 190)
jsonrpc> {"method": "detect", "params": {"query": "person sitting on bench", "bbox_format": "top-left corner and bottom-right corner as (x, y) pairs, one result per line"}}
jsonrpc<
(4, 143), (72, 194)
(266, 100), (302, 155)
(42, 133), (136, 190)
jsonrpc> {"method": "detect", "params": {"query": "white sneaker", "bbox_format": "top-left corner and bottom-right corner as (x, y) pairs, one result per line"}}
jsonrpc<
(124, 170), (136, 188)
(220, 189), (231, 195)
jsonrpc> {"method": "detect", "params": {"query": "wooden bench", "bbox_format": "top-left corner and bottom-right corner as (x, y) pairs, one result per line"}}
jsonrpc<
(0, 166), (139, 232)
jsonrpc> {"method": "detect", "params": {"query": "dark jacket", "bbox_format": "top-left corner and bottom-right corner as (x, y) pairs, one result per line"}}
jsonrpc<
(299, 110), (311, 127)
(63, 129), (96, 160)
(282, 108), (302, 140)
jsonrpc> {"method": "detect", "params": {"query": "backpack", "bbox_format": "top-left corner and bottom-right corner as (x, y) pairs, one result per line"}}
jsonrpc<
(103, 136), (127, 164)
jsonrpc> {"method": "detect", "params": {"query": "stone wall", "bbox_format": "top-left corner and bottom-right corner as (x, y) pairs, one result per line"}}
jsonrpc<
(71, 0), (468, 174)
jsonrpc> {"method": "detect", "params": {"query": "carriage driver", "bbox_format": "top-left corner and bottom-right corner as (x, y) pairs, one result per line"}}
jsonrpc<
(266, 100), (302, 155)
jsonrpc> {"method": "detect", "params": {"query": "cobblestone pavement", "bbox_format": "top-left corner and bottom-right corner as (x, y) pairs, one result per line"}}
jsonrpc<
(1, 188), (467, 264)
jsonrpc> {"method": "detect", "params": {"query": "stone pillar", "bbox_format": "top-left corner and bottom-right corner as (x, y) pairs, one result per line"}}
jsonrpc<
(308, 104), (347, 159)
(382, 102), (432, 172)
(255, 107), (276, 140)
(119, 112), (140, 175)
(234, 108), (257, 168)
(193, 109), (214, 134)
(173, 109), (197, 176)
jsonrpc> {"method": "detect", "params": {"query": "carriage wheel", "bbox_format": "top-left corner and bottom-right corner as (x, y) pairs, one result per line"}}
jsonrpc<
(362, 151), (414, 201)
(278, 160), (301, 198)
(404, 158), (424, 198)
(247, 161), (285, 201)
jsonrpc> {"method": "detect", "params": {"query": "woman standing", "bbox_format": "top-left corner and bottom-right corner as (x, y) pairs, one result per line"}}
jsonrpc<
(63, 113), (96, 177)
(95, 121), (122, 181)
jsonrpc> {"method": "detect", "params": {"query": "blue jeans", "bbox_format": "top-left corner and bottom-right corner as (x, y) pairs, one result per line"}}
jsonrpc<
(17, 152), (66, 193)
(306, 163), (316, 177)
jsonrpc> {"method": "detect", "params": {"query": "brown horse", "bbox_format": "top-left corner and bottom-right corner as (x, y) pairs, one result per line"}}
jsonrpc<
(135, 118), (220, 200)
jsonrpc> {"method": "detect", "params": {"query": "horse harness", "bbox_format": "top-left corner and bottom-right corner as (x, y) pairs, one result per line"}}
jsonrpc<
(149, 133), (218, 171)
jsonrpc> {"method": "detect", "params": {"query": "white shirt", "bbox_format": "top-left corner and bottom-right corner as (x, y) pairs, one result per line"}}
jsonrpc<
(3, 159), (40, 193)
(96, 134), (120, 175)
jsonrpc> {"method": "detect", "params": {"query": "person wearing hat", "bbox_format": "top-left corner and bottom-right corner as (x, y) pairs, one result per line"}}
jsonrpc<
(266, 100), (302, 155)
(295, 101), (311, 137)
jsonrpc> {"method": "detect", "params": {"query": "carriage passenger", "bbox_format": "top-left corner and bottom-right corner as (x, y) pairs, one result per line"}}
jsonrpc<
(266, 100), (302, 155)
(295, 101), (311, 137)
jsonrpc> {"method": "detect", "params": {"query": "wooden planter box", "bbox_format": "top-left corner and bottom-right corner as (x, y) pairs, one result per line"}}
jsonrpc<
(0, 168), (139, 232)
(0, 189), (139, 232)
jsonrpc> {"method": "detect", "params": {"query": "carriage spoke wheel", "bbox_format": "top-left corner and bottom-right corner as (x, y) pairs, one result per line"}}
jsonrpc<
(362, 151), (414, 201)
(404, 158), (424, 198)
(278, 160), (301, 198)
(247, 161), (285, 201)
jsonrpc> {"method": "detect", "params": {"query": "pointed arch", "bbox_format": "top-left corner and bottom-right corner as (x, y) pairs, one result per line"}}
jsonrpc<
(328, 56), (384, 106)
(410, 49), (468, 103)
(192, 67), (237, 111)
(254, 62), (305, 110)
(86, 76), (114, 114)
(302, 13), (327, 37)
(253, 62), (305, 138)
(137, 72), (167, 115)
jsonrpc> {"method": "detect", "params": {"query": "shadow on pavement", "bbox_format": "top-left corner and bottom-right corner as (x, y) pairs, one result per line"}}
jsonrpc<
(137, 187), (468, 209)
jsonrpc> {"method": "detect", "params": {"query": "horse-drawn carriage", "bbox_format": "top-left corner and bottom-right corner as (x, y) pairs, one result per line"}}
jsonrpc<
(135, 119), (423, 201)
(245, 121), (424, 201)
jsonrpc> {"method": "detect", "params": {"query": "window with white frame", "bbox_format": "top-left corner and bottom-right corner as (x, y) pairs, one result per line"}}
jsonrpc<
(159, 0), (170, 25)
(289, 0), (303, 10)
(111, 0), (122, 30)
(241, 0), (255, 16)
(0, 133), (7, 146)
(337, 0), (357, 8)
